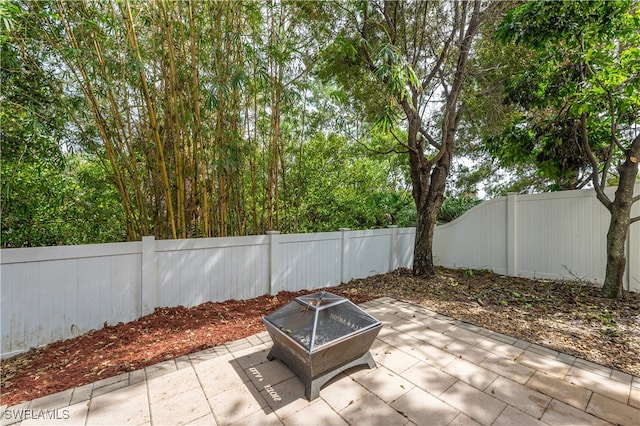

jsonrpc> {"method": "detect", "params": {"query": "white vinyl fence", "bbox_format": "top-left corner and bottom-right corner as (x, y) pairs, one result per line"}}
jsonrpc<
(0, 227), (414, 358)
(434, 184), (640, 292)
(1, 185), (638, 357)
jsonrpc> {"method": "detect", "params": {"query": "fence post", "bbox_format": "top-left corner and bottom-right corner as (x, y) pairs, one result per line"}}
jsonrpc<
(267, 231), (281, 295)
(141, 235), (156, 316)
(388, 225), (398, 272)
(340, 228), (351, 283)
(507, 193), (518, 276)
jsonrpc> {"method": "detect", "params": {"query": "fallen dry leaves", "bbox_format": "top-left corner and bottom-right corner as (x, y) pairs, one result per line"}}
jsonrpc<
(1, 268), (638, 407)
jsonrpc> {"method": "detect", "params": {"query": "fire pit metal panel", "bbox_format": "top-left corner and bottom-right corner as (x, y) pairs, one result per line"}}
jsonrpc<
(262, 291), (381, 400)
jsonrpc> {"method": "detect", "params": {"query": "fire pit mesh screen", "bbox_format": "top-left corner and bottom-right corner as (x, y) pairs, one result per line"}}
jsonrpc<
(265, 291), (379, 353)
(263, 291), (382, 400)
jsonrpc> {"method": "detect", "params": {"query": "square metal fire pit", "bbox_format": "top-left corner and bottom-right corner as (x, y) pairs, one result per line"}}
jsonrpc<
(262, 291), (382, 400)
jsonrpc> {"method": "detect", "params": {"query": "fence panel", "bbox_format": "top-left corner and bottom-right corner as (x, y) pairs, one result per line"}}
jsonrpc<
(515, 191), (608, 282)
(432, 184), (640, 292)
(153, 236), (271, 309)
(0, 242), (141, 357)
(434, 197), (509, 275)
(348, 229), (393, 279)
(277, 232), (342, 294)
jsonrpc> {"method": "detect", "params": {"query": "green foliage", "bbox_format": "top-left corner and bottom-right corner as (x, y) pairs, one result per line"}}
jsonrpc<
(290, 133), (414, 232)
(489, 0), (640, 189)
(437, 196), (481, 224)
(1, 154), (125, 247)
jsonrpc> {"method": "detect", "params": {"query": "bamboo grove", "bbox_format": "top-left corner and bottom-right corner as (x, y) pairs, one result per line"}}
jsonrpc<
(7, 0), (344, 240)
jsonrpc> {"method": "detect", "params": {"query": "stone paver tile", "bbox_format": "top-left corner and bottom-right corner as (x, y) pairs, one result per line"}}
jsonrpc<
(231, 343), (273, 366)
(610, 370), (633, 386)
(441, 358), (499, 391)
(370, 338), (388, 352)
(226, 337), (251, 348)
(224, 340), (253, 353)
(85, 383), (149, 425)
(149, 385), (210, 426)
(373, 311), (405, 325)
(371, 345), (419, 375)
(208, 382), (267, 426)
(91, 379), (131, 398)
(281, 400), (347, 426)
(513, 339), (532, 349)
(379, 330), (421, 349)
(630, 386), (640, 410)
(555, 353), (577, 367)
(320, 374), (370, 413)
(389, 319), (429, 335)
(447, 412), (482, 426)
(245, 334), (264, 346)
(527, 344), (558, 358)
(421, 317), (456, 333)
(444, 341), (491, 365)
(540, 399), (611, 426)
(409, 327), (455, 349)
(566, 366), (630, 404)
(259, 376), (308, 421)
(148, 366), (200, 404)
(480, 354), (535, 385)
(340, 392), (409, 426)
(488, 333), (518, 345)
(20, 401), (89, 426)
(439, 381), (507, 426)
(573, 359), (612, 378)
(355, 366), (413, 404)
(410, 341), (458, 368)
(91, 373), (129, 392)
(27, 388), (73, 410)
(231, 344), (270, 367)
(491, 406), (546, 426)
(144, 359), (177, 380)
(195, 355), (249, 399)
(185, 413), (218, 426)
(230, 409), (283, 426)
(586, 392), (640, 426)
(189, 348), (222, 365)
(391, 386), (459, 426)
(69, 383), (93, 405)
(516, 351), (571, 379)
(242, 358), (295, 389)
(444, 326), (485, 346)
(486, 376), (551, 418)
(402, 362), (457, 397)
(129, 369), (146, 386)
(175, 355), (192, 371)
(476, 338), (524, 359)
(526, 371), (591, 410)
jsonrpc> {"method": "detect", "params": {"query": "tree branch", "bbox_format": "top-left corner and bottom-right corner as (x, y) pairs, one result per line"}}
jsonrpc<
(419, 127), (441, 149)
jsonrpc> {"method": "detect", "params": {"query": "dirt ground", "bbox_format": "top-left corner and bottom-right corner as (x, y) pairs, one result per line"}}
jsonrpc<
(2, 267), (639, 407)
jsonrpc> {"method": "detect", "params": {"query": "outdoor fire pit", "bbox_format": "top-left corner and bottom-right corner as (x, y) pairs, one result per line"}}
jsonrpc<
(262, 291), (382, 400)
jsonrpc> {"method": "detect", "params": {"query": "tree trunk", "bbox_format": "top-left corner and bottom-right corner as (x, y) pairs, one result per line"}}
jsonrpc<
(601, 144), (639, 298)
(413, 202), (440, 276)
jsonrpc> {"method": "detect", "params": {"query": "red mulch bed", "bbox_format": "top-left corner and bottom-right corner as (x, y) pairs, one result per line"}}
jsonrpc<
(0, 289), (371, 407)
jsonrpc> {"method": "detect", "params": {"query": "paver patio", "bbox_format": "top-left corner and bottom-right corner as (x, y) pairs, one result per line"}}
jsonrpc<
(2, 297), (639, 425)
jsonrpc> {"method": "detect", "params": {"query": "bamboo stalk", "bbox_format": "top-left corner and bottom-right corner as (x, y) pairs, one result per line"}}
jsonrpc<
(122, 0), (177, 239)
